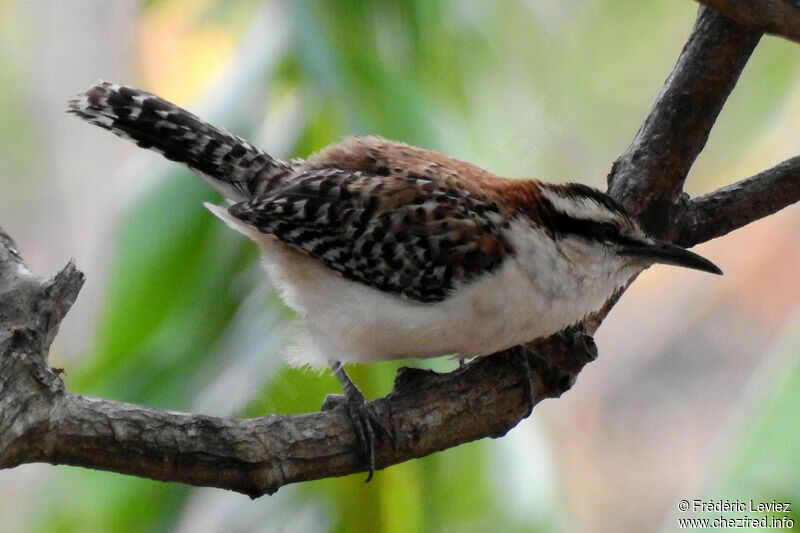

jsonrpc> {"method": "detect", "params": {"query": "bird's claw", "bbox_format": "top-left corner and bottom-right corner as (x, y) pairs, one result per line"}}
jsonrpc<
(322, 381), (393, 482)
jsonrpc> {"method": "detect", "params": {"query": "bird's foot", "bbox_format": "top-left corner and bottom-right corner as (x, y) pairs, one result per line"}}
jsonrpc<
(325, 362), (393, 482)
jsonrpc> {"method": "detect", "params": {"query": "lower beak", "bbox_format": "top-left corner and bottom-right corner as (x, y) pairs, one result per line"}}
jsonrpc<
(618, 240), (723, 275)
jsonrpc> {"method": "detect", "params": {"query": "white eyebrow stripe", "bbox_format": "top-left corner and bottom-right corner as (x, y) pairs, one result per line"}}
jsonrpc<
(541, 188), (616, 223)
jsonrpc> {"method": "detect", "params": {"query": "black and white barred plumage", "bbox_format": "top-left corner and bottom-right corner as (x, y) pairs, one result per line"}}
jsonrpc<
(69, 82), (515, 303)
(69, 81), (292, 201)
(230, 168), (513, 302)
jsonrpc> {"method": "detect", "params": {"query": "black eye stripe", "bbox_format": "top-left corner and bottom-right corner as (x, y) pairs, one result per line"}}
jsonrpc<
(550, 213), (628, 244)
(597, 222), (618, 240)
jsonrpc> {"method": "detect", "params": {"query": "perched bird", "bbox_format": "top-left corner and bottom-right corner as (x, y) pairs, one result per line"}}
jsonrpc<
(68, 81), (722, 477)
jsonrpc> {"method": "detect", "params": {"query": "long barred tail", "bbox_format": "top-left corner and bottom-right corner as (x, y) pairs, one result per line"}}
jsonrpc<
(68, 81), (293, 201)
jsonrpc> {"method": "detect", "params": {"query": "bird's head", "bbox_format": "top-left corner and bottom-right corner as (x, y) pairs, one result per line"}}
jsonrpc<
(536, 183), (722, 282)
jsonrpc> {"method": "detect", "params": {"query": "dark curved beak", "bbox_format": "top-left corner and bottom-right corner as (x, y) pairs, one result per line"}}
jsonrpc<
(618, 240), (723, 275)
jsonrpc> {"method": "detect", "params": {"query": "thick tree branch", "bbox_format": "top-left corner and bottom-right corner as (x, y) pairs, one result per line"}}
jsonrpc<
(0, 231), (594, 496)
(607, 7), (760, 238)
(693, 0), (800, 44)
(0, 238), (83, 472)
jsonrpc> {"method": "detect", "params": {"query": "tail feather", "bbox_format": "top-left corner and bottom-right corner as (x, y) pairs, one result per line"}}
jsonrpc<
(68, 81), (293, 201)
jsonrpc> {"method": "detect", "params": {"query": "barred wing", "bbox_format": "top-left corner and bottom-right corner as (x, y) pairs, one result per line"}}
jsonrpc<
(229, 169), (512, 302)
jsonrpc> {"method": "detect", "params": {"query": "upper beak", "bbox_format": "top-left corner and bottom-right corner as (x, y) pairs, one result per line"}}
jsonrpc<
(618, 240), (723, 275)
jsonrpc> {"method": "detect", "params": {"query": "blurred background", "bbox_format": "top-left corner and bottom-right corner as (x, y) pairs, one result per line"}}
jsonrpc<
(1, 0), (799, 531)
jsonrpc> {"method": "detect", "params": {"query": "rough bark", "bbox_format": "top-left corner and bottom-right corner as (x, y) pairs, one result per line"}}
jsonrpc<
(2, 4), (799, 496)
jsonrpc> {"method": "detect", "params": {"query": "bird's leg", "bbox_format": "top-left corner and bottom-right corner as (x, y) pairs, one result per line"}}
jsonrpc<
(322, 360), (391, 482)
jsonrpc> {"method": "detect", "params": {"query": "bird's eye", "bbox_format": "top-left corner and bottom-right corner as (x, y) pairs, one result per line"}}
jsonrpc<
(599, 223), (620, 242)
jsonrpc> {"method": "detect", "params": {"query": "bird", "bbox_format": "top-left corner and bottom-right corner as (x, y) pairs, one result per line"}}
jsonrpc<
(68, 81), (722, 478)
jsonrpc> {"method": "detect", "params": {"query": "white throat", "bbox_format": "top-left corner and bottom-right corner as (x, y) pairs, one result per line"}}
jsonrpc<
(504, 218), (635, 321)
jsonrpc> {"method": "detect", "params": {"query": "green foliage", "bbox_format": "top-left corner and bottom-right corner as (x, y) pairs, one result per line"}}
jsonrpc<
(290, 0), (441, 145)
(75, 176), (253, 406)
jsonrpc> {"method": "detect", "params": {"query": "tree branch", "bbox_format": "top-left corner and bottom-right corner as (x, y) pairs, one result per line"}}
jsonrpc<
(676, 155), (800, 247)
(607, 7), (760, 238)
(693, 0), (800, 44)
(0, 232), (595, 496)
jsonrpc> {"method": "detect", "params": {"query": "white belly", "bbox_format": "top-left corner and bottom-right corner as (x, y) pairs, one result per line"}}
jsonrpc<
(261, 239), (604, 367)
